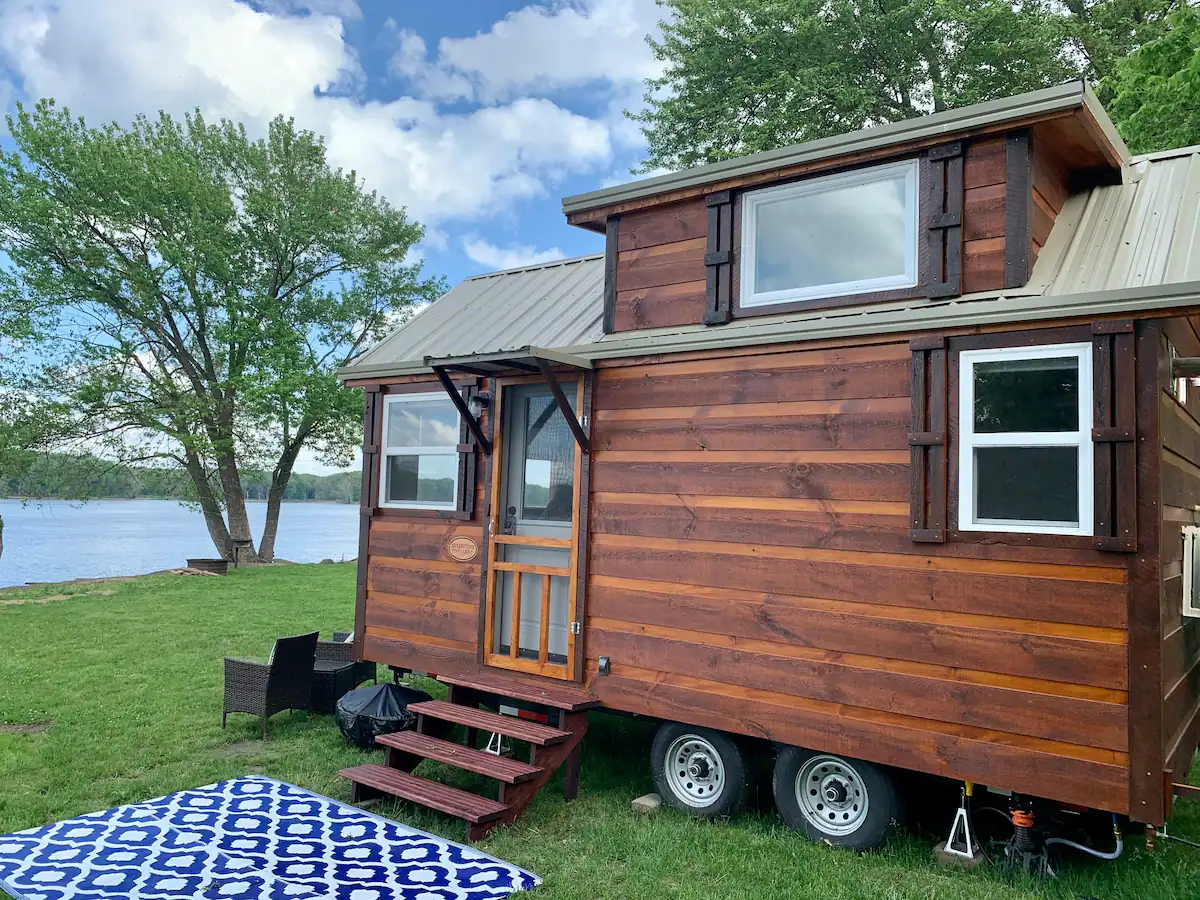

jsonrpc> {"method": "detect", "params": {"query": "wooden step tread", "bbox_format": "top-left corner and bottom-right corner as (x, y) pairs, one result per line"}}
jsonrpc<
(409, 700), (570, 746)
(339, 764), (507, 824)
(439, 672), (600, 711)
(378, 731), (543, 784)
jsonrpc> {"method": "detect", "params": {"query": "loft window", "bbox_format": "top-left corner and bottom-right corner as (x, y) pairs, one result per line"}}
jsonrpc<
(958, 344), (1093, 536)
(739, 158), (919, 308)
(379, 391), (461, 510)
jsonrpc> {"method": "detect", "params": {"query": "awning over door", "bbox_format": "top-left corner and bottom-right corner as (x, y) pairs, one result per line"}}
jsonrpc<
(424, 346), (593, 376)
(426, 347), (592, 456)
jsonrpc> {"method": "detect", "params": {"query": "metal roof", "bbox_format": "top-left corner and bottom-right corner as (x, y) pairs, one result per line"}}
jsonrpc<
(341, 254), (604, 380)
(562, 81), (1128, 217)
(1034, 149), (1200, 295)
(341, 147), (1200, 380)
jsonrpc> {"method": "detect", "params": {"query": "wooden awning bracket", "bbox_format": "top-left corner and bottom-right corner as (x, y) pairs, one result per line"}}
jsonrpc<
(432, 365), (492, 456)
(534, 357), (590, 453)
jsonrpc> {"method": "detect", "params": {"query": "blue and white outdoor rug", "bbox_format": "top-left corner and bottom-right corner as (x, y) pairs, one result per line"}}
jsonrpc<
(0, 775), (539, 900)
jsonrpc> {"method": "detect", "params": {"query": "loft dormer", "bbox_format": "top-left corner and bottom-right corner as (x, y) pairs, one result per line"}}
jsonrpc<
(562, 81), (1129, 333)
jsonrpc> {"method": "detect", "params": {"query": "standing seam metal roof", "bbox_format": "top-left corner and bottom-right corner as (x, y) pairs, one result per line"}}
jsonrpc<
(340, 147), (1200, 380)
(344, 253), (605, 375)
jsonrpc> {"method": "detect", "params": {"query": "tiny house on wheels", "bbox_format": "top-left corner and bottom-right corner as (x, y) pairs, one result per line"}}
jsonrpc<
(337, 81), (1200, 856)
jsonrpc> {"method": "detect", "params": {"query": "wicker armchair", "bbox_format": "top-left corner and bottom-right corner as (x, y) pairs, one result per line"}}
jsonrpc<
(317, 632), (377, 688)
(222, 631), (318, 739)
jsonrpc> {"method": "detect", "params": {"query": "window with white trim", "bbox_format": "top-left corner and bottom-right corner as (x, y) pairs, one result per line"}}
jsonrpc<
(958, 343), (1093, 536)
(739, 158), (920, 308)
(379, 392), (461, 510)
(1183, 526), (1200, 618)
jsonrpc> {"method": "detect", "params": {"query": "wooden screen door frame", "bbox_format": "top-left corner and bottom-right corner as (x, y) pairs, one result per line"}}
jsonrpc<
(481, 373), (586, 681)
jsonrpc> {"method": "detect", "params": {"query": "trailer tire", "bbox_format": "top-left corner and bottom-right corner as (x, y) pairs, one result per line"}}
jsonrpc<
(772, 748), (902, 850)
(651, 723), (749, 819)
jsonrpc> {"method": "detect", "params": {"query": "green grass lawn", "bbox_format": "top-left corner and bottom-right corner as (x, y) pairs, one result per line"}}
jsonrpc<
(2, 564), (1199, 899)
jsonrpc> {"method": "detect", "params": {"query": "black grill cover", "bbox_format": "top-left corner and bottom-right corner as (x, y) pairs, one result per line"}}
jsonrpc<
(335, 683), (432, 749)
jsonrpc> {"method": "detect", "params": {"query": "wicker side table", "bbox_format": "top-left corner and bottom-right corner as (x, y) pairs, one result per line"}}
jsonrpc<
(310, 660), (357, 714)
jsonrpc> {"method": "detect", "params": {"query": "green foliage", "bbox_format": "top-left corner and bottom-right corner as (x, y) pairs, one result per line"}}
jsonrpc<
(1101, 5), (1200, 153)
(633, 0), (1176, 171)
(0, 101), (443, 557)
(0, 453), (360, 503)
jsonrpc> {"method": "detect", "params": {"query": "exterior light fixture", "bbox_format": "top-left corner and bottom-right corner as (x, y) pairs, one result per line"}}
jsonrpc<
(468, 391), (491, 419)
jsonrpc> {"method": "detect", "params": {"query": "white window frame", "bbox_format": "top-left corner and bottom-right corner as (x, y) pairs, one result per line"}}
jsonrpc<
(378, 391), (461, 512)
(739, 158), (920, 309)
(957, 343), (1093, 536)
(1183, 526), (1200, 618)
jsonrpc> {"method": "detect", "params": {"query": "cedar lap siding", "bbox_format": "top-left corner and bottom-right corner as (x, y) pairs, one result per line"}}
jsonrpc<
(346, 84), (1200, 828)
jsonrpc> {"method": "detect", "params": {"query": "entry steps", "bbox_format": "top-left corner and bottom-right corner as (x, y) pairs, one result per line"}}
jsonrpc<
(340, 670), (597, 840)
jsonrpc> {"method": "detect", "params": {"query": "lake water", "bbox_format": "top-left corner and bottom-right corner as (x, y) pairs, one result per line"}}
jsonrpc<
(0, 498), (360, 587)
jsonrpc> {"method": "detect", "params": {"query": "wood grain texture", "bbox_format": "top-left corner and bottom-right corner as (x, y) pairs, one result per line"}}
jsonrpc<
(1160, 319), (1200, 789)
(588, 666), (1128, 813)
(589, 622), (1127, 750)
(963, 237), (1005, 293)
(612, 280), (706, 331)
(591, 456), (909, 501)
(595, 357), (911, 410)
(616, 198), (707, 252)
(369, 556), (481, 606)
(964, 137), (1007, 189)
(615, 238), (707, 293)
(963, 183), (1005, 242)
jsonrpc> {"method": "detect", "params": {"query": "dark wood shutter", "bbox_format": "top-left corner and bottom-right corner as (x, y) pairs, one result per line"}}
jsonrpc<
(355, 385), (382, 653)
(1092, 321), (1137, 552)
(924, 144), (964, 299)
(909, 337), (948, 542)
(703, 190), (734, 325)
(602, 216), (619, 334)
(456, 383), (480, 518)
(359, 386), (381, 520)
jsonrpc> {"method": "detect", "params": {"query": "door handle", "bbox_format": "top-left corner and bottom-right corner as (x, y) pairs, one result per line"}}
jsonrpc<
(502, 506), (518, 535)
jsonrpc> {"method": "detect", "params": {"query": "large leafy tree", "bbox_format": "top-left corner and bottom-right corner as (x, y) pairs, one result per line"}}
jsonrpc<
(633, 0), (1177, 171)
(0, 102), (443, 561)
(1101, 5), (1200, 152)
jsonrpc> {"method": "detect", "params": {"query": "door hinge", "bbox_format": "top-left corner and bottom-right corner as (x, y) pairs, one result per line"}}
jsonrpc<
(570, 621), (581, 636)
(580, 414), (589, 430)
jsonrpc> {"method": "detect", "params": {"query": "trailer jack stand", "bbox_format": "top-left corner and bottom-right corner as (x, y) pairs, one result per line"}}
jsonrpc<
(935, 782), (984, 869)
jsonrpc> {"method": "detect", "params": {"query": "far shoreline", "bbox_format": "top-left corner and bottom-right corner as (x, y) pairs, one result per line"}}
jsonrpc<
(0, 496), (357, 505)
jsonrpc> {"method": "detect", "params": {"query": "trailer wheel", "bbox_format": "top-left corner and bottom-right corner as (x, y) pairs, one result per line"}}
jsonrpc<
(772, 748), (901, 850)
(651, 723), (749, 818)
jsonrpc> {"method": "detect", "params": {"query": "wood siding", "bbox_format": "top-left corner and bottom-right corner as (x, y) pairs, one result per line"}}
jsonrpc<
(612, 199), (708, 331)
(359, 378), (491, 678)
(584, 341), (1133, 813)
(1161, 319), (1200, 787)
(609, 134), (1063, 332)
(1031, 138), (1069, 265)
(962, 137), (1007, 293)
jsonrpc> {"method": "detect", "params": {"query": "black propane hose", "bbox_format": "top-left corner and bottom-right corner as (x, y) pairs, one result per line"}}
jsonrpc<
(1044, 814), (1123, 861)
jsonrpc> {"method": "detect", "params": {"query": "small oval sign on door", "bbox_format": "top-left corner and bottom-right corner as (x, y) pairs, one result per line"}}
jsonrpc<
(446, 536), (479, 562)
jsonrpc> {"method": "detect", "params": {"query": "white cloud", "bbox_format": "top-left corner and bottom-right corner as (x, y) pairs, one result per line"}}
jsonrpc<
(0, 0), (620, 224)
(257, 0), (362, 19)
(463, 237), (565, 271)
(399, 0), (664, 105)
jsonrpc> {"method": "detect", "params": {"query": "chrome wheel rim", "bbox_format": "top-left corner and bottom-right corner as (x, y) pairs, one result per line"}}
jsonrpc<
(664, 734), (725, 808)
(795, 755), (869, 836)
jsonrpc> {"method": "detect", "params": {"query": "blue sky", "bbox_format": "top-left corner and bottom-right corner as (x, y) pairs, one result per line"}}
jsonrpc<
(0, 0), (666, 472)
(0, 0), (665, 287)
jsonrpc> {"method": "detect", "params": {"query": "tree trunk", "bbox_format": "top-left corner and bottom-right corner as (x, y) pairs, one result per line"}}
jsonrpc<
(181, 448), (233, 557)
(257, 428), (310, 562)
(216, 447), (259, 563)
